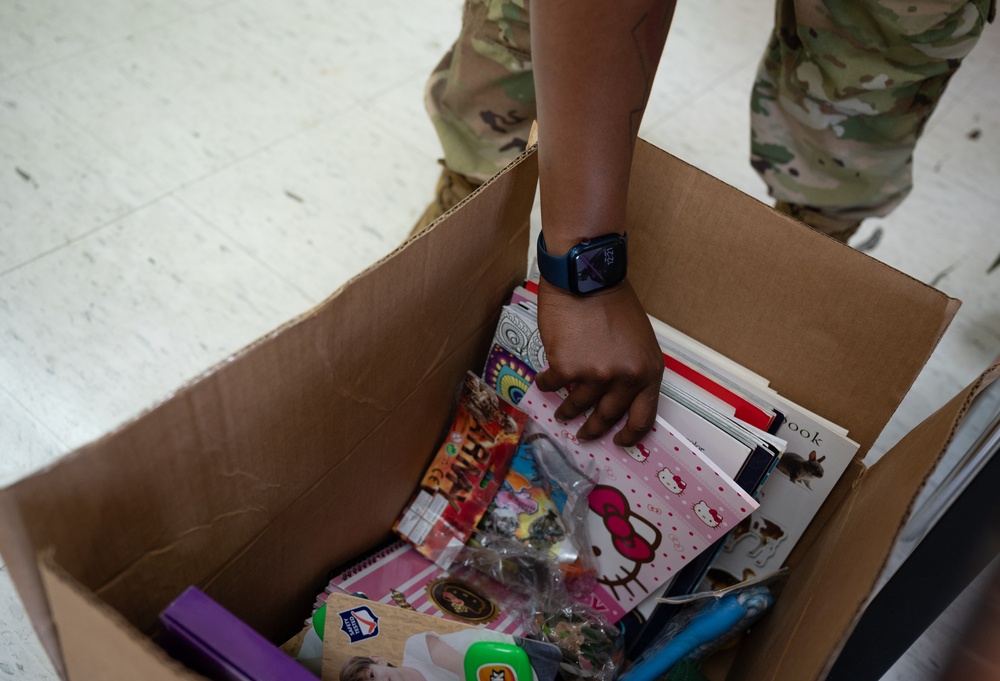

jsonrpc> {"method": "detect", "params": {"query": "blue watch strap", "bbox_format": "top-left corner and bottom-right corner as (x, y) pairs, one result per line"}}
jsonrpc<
(536, 232), (571, 290)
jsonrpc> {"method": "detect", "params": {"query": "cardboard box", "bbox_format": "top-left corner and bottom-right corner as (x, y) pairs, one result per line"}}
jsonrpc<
(0, 139), (997, 681)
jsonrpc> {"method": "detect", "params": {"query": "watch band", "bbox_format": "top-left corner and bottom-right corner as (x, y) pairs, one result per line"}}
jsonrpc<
(536, 232), (572, 290)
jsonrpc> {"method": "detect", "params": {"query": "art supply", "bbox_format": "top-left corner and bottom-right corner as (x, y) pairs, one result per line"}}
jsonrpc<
(159, 586), (316, 681)
(620, 586), (773, 681)
(463, 641), (533, 681)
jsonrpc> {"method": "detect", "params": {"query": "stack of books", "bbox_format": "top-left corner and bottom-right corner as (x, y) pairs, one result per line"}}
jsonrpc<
(482, 275), (859, 630)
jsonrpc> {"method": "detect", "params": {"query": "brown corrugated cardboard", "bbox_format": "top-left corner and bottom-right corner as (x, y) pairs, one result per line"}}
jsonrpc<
(729, 364), (1000, 681)
(0, 139), (995, 681)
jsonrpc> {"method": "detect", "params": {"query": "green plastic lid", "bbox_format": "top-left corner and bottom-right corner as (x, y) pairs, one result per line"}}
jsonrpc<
(314, 603), (327, 640)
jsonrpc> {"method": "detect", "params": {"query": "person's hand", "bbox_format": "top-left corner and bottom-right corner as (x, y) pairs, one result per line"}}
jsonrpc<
(534, 277), (664, 446)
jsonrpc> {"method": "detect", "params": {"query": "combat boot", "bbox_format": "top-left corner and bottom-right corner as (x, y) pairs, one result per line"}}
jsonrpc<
(408, 161), (482, 240)
(774, 201), (862, 244)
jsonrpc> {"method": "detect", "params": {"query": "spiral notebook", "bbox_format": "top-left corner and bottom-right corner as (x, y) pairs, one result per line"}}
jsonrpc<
(315, 541), (528, 636)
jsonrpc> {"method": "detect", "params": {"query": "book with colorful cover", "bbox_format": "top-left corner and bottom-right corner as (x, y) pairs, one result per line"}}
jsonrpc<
(483, 343), (536, 406)
(317, 540), (529, 637)
(517, 383), (759, 623)
(491, 303), (546, 372)
(321, 592), (563, 681)
(621, 430), (783, 654)
(394, 372), (528, 568)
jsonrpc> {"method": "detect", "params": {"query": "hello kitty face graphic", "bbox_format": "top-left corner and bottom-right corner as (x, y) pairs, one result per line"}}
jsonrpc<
(694, 500), (723, 528)
(623, 442), (653, 464)
(587, 485), (662, 600)
(657, 467), (686, 494)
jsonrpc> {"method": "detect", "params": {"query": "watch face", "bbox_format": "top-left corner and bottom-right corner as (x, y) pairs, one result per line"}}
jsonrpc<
(573, 237), (627, 294)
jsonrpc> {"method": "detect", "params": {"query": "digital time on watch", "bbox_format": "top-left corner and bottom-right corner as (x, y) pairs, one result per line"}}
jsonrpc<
(536, 231), (628, 295)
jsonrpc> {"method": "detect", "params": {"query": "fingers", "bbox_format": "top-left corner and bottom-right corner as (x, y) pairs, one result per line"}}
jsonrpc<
(534, 365), (568, 394)
(536, 370), (659, 445)
(554, 381), (604, 423)
(612, 383), (660, 447)
(532, 276), (664, 446)
(575, 386), (631, 442)
(534, 366), (591, 423)
(536, 366), (609, 429)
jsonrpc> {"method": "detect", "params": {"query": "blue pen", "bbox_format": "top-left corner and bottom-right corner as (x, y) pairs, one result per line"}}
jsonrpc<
(621, 587), (772, 681)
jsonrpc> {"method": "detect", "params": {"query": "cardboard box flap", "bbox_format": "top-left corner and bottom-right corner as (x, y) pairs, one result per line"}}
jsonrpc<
(727, 360), (1000, 681)
(38, 551), (200, 681)
(0, 150), (538, 669)
(624, 140), (959, 458)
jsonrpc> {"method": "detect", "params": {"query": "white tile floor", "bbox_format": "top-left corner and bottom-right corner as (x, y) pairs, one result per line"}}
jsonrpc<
(1, 1), (997, 679)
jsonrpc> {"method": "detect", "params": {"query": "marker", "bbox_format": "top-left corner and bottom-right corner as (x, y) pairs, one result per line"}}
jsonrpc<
(463, 641), (532, 681)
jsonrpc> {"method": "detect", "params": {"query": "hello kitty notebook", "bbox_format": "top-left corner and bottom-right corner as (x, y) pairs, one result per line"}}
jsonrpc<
(517, 384), (758, 623)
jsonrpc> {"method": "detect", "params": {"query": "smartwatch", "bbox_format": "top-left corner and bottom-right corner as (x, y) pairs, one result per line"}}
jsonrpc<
(536, 231), (628, 295)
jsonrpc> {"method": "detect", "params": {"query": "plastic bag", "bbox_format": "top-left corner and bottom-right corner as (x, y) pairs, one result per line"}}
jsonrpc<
(460, 425), (623, 681)
(473, 425), (595, 554)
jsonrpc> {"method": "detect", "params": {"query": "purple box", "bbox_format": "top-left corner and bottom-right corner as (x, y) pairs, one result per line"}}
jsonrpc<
(159, 586), (316, 681)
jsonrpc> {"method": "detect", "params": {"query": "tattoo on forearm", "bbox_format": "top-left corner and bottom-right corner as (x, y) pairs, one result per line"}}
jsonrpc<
(628, 1), (674, 148)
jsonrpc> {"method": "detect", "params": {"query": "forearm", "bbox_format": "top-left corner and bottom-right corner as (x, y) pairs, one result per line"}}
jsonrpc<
(531, 0), (676, 254)
(530, 0), (673, 447)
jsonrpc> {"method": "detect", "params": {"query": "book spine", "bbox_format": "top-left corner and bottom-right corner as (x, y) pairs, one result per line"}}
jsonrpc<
(661, 353), (773, 432)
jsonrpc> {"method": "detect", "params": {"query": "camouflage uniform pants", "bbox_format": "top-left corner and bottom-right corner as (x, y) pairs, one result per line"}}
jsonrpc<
(425, 0), (534, 184)
(426, 0), (993, 222)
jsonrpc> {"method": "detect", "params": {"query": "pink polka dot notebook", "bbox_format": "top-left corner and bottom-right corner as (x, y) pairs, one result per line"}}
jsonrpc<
(519, 383), (758, 623)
